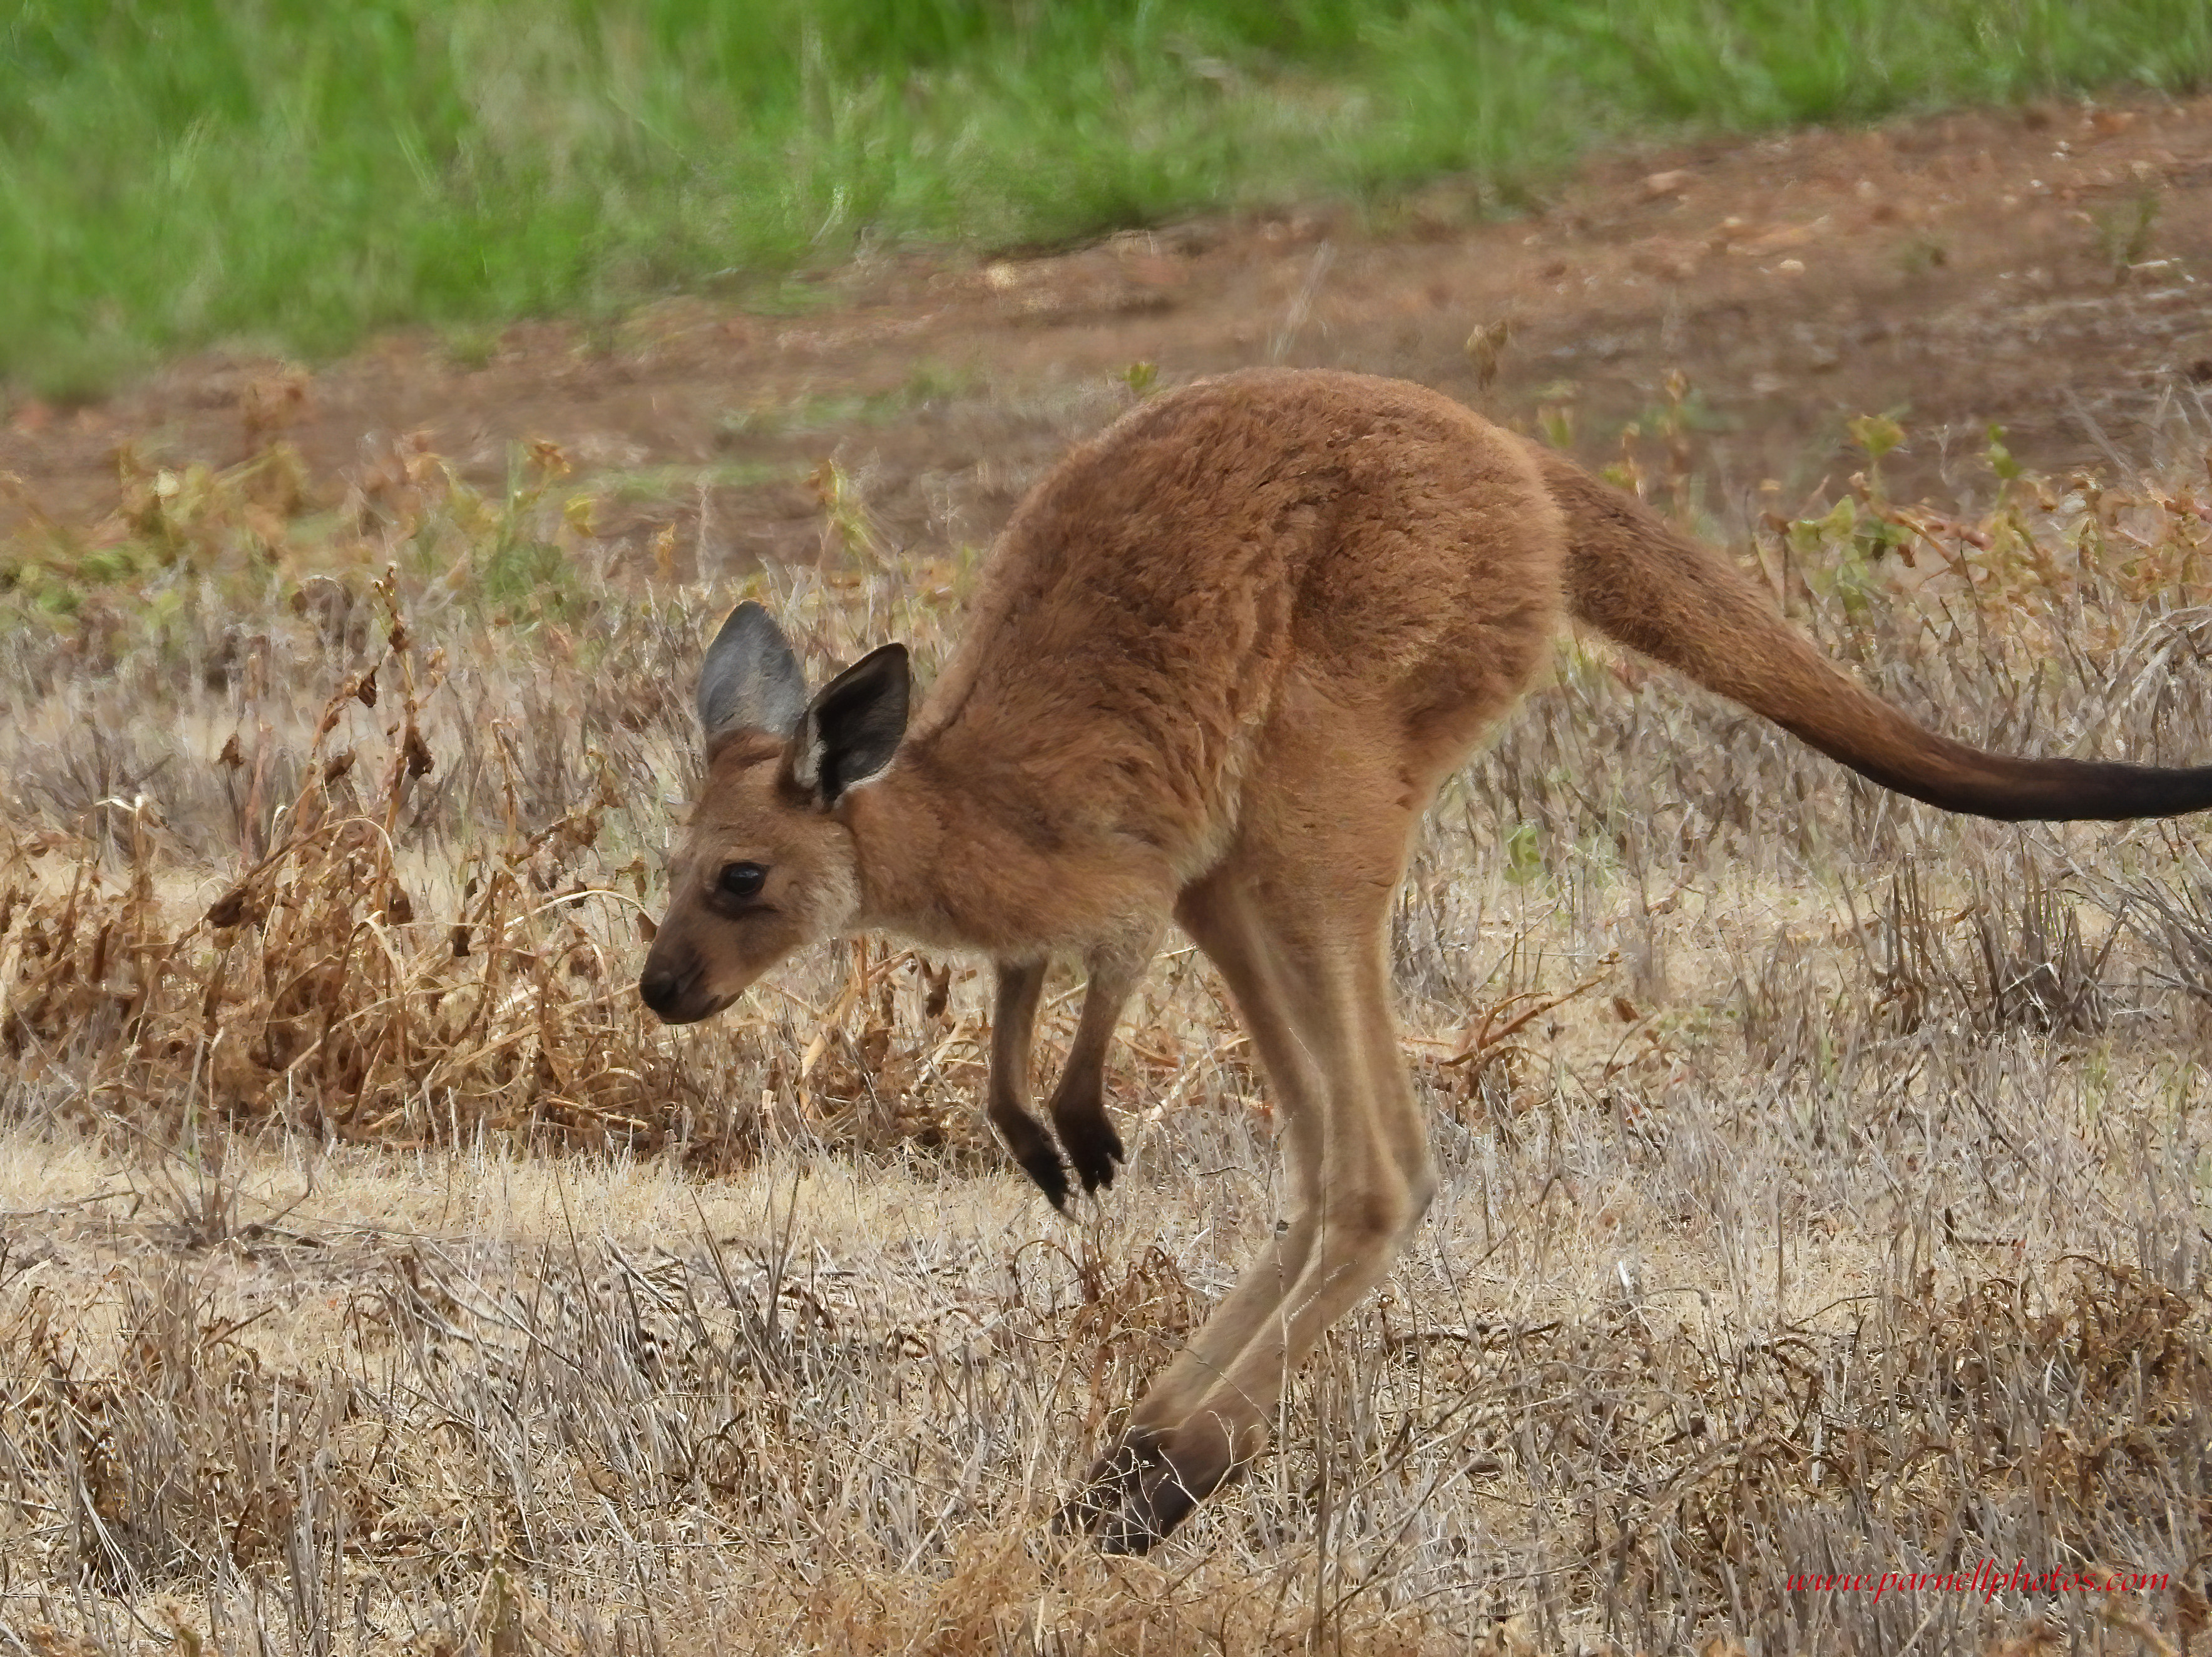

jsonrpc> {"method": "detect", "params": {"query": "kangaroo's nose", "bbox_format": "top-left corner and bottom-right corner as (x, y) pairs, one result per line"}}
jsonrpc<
(638, 965), (690, 1019)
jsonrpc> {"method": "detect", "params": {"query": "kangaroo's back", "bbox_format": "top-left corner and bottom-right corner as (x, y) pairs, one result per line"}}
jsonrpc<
(906, 369), (1566, 868)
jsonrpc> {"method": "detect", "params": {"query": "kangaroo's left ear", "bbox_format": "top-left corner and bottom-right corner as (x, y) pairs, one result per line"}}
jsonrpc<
(697, 600), (807, 745)
(790, 643), (909, 806)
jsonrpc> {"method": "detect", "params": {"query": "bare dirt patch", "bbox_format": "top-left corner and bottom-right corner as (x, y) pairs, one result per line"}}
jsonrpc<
(8, 95), (2212, 563)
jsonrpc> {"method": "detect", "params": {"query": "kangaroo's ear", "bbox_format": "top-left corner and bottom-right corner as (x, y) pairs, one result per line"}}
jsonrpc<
(791, 643), (909, 806)
(697, 601), (807, 744)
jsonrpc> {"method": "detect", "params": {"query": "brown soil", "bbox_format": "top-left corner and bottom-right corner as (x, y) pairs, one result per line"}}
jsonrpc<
(8, 94), (2212, 567)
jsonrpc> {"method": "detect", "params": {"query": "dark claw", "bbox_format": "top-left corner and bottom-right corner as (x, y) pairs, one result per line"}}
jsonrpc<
(992, 1108), (1072, 1211)
(1061, 1112), (1126, 1196)
(1016, 1143), (1072, 1212)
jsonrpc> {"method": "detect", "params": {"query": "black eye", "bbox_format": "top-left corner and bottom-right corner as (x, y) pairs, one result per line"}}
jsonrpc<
(718, 861), (767, 900)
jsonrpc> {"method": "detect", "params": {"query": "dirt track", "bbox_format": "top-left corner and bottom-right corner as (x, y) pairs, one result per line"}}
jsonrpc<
(7, 95), (2212, 565)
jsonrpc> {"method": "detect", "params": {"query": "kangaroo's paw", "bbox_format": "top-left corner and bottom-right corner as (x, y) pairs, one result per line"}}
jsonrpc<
(1060, 1111), (1126, 1196)
(1016, 1142), (1072, 1212)
(991, 1108), (1072, 1211)
(1055, 1421), (1236, 1554)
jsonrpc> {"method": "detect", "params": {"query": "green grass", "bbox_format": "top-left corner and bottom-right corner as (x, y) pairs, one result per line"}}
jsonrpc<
(4, 0), (2209, 394)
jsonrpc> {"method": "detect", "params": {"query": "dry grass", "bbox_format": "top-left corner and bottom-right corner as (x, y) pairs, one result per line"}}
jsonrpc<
(4, 397), (2212, 1652)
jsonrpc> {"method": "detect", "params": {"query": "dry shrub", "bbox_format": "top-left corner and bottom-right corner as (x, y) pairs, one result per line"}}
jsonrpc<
(1857, 859), (2115, 1040)
(1, 574), (698, 1156)
(11, 1264), (376, 1601)
(1442, 1263), (2212, 1644)
(795, 1531), (1448, 1655)
(0, 1226), (1447, 1655)
(1045, 1241), (1202, 1462)
(17, 1225), (2196, 1653)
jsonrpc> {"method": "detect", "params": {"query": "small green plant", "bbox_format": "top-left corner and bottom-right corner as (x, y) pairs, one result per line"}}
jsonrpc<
(1790, 496), (1887, 618)
(446, 441), (591, 625)
(441, 324), (501, 372)
(1846, 412), (1905, 467)
(1847, 411), (1908, 501)
(1985, 422), (2022, 483)
(1897, 235), (1949, 275)
(811, 458), (889, 570)
(2092, 187), (2161, 277)
(1503, 819), (1544, 885)
(904, 361), (974, 405)
(478, 536), (579, 621)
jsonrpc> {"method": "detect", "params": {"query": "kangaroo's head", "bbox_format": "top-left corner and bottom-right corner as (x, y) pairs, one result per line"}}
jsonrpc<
(639, 602), (910, 1024)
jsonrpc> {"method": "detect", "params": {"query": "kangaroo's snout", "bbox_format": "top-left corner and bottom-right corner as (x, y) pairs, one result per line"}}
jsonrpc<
(637, 951), (719, 1023)
(637, 963), (685, 1020)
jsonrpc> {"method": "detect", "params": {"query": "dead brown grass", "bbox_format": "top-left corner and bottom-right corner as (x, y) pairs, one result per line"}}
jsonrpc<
(4, 398), (2212, 1652)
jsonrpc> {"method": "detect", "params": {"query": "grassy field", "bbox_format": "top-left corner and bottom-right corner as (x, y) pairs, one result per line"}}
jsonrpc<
(1, 382), (2209, 1649)
(6, 0), (2212, 394)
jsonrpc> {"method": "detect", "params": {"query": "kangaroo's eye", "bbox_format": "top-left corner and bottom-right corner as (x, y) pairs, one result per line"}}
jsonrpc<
(718, 861), (767, 900)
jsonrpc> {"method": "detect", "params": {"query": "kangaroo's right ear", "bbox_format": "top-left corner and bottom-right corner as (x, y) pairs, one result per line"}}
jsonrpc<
(791, 643), (909, 807)
(697, 601), (808, 744)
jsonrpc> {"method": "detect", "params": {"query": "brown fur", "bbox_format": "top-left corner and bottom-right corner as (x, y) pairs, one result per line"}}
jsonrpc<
(640, 368), (2212, 1552)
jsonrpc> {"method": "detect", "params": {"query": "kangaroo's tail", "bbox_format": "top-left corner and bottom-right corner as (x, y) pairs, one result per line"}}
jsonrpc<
(1531, 446), (2212, 823)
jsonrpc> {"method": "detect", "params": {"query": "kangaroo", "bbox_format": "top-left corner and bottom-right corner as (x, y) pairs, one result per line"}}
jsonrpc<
(639, 367), (2212, 1553)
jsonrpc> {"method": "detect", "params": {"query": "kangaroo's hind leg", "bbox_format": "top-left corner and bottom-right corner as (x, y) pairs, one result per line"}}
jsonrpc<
(986, 958), (1070, 1209)
(1064, 716), (1442, 1554)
